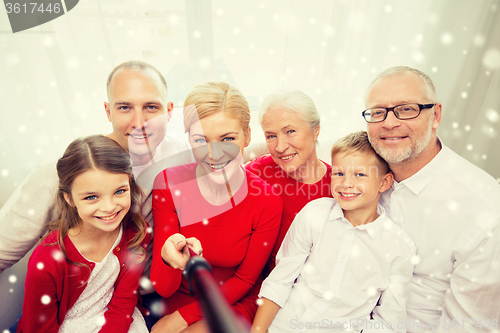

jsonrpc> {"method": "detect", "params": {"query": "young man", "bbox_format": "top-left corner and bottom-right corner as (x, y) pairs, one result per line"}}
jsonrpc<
(252, 131), (415, 333)
(0, 61), (192, 328)
(363, 66), (500, 333)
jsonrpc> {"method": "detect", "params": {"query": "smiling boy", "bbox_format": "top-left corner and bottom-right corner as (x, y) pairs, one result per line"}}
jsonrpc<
(252, 131), (415, 333)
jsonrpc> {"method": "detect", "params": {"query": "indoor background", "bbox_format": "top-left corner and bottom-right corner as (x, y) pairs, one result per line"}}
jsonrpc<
(1, 0), (500, 329)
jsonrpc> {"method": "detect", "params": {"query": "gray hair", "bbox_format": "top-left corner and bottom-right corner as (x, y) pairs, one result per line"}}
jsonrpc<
(365, 66), (438, 105)
(258, 89), (320, 129)
(106, 60), (168, 101)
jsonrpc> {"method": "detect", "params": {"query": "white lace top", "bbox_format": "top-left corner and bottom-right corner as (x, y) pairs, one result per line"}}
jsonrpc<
(59, 227), (148, 333)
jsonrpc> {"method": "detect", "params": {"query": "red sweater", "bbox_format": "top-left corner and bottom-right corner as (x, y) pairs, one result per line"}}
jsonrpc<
(246, 155), (332, 274)
(17, 225), (150, 333)
(151, 163), (282, 325)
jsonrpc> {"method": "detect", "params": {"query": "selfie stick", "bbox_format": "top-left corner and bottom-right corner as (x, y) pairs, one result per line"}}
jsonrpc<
(183, 248), (249, 333)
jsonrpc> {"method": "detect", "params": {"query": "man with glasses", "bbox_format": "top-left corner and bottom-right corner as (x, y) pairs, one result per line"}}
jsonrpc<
(362, 66), (500, 333)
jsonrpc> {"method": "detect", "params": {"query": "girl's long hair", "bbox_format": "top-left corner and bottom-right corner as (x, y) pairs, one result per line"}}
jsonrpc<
(48, 135), (147, 268)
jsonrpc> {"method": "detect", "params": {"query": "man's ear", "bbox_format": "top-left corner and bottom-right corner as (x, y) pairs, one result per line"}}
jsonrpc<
(63, 193), (75, 207)
(104, 102), (112, 122)
(432, 103), (442, 130)
(379, 172), (394, 193)
(166, 101), (174, 122)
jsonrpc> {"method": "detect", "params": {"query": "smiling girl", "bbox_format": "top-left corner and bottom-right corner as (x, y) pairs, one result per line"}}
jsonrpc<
(17, 135), (150, 333)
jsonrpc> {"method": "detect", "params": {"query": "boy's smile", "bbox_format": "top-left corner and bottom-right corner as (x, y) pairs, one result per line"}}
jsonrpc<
(331, 152), (393, 226)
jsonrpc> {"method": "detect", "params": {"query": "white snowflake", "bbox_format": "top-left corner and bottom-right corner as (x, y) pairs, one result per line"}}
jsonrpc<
(303, 262), (315, 274)
(473, 34), (486, 47)
(96, 316), (106, 326)
(446, 200), (459, 211)
(383, 220), (393, 229)
(411, 255), (421, 265)
(140, 277), (152, 290)
(441, 32), (453, 45)
(67, 56), (80, 69)
(41, 295), (51, 305)
(366, 287), (376, 297)
(52, 249), (64, 262)
(168, 13), (181, 25)
(324, 291), (334, 300)
(483, 48), (500, 69)
(486, 109), (499, 123)
(412, 51), (425, 63)
(199, 57), (211, 68)
(323, 25), (335, 36)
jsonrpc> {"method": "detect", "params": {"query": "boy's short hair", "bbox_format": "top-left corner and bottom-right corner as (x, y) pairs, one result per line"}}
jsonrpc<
(330, 131), (390, 174)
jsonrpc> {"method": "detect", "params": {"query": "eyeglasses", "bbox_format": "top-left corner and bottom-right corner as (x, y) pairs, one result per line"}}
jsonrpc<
(362, 103), (436, 123)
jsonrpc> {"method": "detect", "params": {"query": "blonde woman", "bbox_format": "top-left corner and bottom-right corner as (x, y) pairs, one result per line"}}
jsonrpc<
(150, 82), (282, 333)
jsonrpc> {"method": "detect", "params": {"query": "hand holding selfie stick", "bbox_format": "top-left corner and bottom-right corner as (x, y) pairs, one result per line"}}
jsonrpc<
(183, 248), (249, 333)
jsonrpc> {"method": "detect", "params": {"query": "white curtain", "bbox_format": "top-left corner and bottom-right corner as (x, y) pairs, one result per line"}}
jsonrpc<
(1, 0), (499, 205)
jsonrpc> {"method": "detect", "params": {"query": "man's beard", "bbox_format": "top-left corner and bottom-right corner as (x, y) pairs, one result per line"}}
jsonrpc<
(370, 114), (433, 165)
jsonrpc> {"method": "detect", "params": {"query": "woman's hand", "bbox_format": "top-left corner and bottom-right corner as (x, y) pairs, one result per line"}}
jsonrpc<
(151, 311), (188, 333)
(161, 233), (203, 270)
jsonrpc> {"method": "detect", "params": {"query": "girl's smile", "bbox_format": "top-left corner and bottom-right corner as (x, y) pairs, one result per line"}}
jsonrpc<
(65, 168), (131, 234)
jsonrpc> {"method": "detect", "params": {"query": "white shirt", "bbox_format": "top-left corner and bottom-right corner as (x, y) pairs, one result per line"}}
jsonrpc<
(380, 143), (500, 333)
(59, 227), (148, 333)
(260, 198), (415, 333)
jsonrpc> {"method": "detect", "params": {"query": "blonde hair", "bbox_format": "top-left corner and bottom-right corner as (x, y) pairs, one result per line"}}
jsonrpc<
(183, 82), (250, 134)
(331, 131), (390, 174)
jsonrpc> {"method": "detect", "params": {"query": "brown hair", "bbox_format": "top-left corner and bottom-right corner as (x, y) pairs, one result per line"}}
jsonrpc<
(49, 135), (147, 270)
(183, 82), (250, 135)
(330, 131), (390, 174)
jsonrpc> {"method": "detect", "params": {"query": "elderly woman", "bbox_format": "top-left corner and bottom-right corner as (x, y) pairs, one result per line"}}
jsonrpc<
(246, 89), (332, 274)
(150, 82), (282, 333)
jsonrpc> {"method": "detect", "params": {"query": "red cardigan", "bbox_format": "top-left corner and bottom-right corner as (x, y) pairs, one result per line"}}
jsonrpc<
(17, 224), (151, 333)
